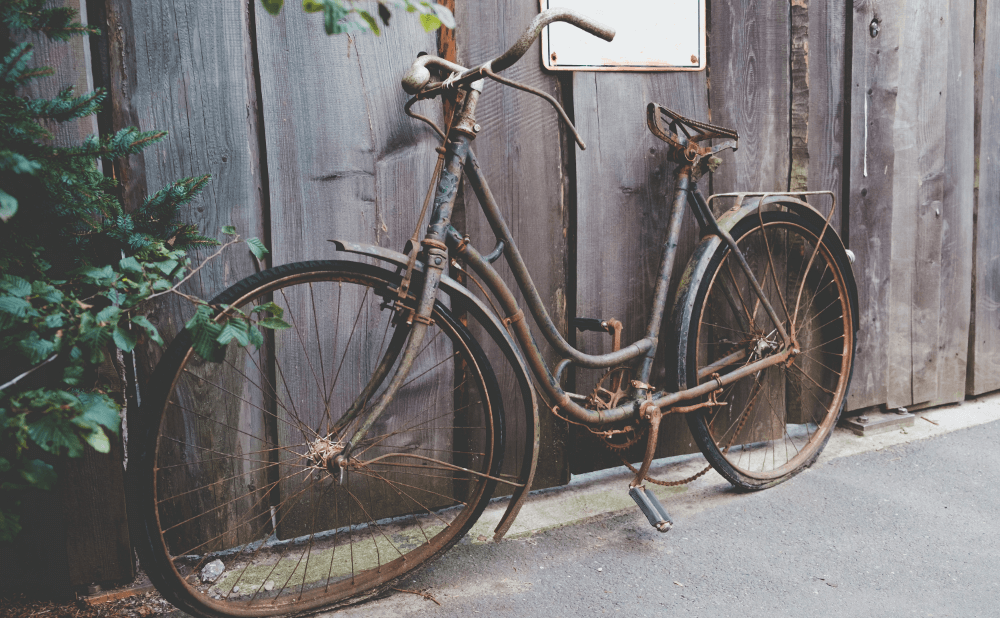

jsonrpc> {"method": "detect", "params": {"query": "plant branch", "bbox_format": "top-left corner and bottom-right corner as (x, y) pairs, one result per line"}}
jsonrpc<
(144, 236), (242, 303)
(0, 354), (58, 393)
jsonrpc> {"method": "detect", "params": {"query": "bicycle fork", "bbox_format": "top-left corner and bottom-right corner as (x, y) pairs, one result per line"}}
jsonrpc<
(328, 89), (482, 477)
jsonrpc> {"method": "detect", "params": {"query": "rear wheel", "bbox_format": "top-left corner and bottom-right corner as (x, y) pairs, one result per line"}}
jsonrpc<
(680, 211), (855, 489)
(131, 261), (504, 617)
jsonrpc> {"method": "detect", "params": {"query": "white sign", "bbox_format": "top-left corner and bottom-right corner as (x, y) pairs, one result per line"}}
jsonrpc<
(540, 0), (706, 71)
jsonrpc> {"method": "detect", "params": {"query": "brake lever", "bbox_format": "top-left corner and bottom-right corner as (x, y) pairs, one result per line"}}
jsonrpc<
(481, 64), (587, 150)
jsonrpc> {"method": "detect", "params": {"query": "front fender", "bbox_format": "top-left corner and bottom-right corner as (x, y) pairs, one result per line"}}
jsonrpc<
(330, 240), (538, 541)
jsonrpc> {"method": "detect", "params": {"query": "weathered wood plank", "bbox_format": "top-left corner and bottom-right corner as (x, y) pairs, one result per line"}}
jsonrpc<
(571, 69), (708, 472)
(935, 0), (974, 406)
(13, 0), (97, 147)
(456, 1), (569, 487)
(255, 9), (446, 533)
(7, 1), (131, 586)
(107, 0), (266, 549)
(886, 0), (949, 408)
(708, 0), (790, 196)
(845, 0), (901, 410)
(806, 0), (847, 224)
(969, 0), (1000, 394)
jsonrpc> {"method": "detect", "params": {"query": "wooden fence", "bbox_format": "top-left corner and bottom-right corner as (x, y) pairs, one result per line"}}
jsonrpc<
(6, 0), (1000, 589)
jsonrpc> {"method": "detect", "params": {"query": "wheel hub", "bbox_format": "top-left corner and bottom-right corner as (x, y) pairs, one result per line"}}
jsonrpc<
(307, 437), (348, 482)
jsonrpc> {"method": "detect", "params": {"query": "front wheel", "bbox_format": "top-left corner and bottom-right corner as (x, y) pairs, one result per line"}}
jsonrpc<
(130, 261), (505, 617)
(679, 211), (856, 490)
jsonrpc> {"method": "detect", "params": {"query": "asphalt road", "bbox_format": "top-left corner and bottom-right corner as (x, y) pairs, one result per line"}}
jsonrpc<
(332, 419), (1000, 618)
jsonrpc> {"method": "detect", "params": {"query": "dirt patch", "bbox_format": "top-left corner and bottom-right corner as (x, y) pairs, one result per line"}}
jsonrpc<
(0, 591), (177, 618)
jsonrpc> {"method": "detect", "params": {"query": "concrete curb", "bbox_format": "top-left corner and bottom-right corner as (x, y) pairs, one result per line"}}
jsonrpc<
(467, 392), (1000, 542)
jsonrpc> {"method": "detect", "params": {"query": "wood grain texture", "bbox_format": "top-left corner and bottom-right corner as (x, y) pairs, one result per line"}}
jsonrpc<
(968, 0), (987, 395)
(845, 0), (901, 410)
(935, 0), (974, 406)
(790, 0), (809, 192)
(969, 0), (1000, 394)
(886, 0), (949, 408)
(7, 1), (131, 585)
(806, 0), (847, 225)
(12, 0), (98, 147)
(708, 0), (790, 196)
(61, 431), (134, 585)
(455, 0), (569, 487)
(109, 0), (266, 363)
(106, 0), (266, 548)
(571, 69), (708, 472)
(255, 9), (447, 531)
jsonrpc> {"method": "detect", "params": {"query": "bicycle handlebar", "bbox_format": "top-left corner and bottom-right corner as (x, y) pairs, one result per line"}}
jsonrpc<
(401, 8), (615, 95)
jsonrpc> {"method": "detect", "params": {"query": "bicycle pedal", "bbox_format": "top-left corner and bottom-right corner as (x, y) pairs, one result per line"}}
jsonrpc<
(629, 485), (673, 533)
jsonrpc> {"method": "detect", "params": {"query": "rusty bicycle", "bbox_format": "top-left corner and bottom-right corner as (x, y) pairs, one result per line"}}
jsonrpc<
(129, 8), (858, 618)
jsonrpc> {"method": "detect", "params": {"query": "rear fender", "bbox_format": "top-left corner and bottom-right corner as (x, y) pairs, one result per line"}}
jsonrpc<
(674, 197), (860, 390)
(706, 196), (859, 332)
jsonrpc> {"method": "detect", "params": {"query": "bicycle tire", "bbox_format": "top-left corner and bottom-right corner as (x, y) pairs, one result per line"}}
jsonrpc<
(678, 210), (856, 490)
(130, 260), (505, 617)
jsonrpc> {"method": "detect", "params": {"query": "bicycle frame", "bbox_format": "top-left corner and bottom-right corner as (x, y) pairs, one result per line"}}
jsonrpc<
(336, 83), (804, 459)
(447, 147), (796, 426)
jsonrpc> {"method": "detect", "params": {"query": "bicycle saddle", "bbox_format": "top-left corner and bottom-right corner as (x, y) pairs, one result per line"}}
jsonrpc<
(646, 103), (739, 168)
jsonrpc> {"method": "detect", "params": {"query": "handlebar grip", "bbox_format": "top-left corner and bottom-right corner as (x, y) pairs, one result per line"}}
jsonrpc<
(401, 9), (614, 95)
(492, 8), (615, 73)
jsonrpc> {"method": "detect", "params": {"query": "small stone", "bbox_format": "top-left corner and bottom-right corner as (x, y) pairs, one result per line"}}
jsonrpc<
(264, 581), (275, 591)
(597, 568), (603, 572)
(201, 559), (225, 583)
(232, 586), (240, 594)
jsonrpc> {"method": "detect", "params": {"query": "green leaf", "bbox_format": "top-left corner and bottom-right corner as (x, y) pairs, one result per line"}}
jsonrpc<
(302, 0), (324, 12)
(18, 459), (56, 490)
(96, 305), (121, 325)
(0, 510), (21, 544)
(44, 314), (64, 329)
(248, 324), (264, 349)
(0, 276), (31, 298)
(245, 237), (270, 261)
(154, 259), (180, 276)
(259, 316), (292, 330)
(261, 0), (284, 15)
(63, 364), (84, 386)
(217, 320), (251, 346)
(28, 412), (83, 457)
(32, 282), (63, 303)
(358, 10), (381, 35)
(323, 0), (350, 34)
(112, 324), (137, 352)
(0, 188), (17, 222)
(131, 315), (164, 345)
(77, 392), (120, 434)
(251, 301), (284, 318)
(221, 225), (237, 235)
(119, 256), (143, 274)
(419, 13), (441, 32)
(186, 305), (226, 362)
(0, 296), (32, 317)
(17, 332), (56, 364)
(82, 427), (110, 453)
(150, 278), (171, 292)
(103, 287), (126, 305)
